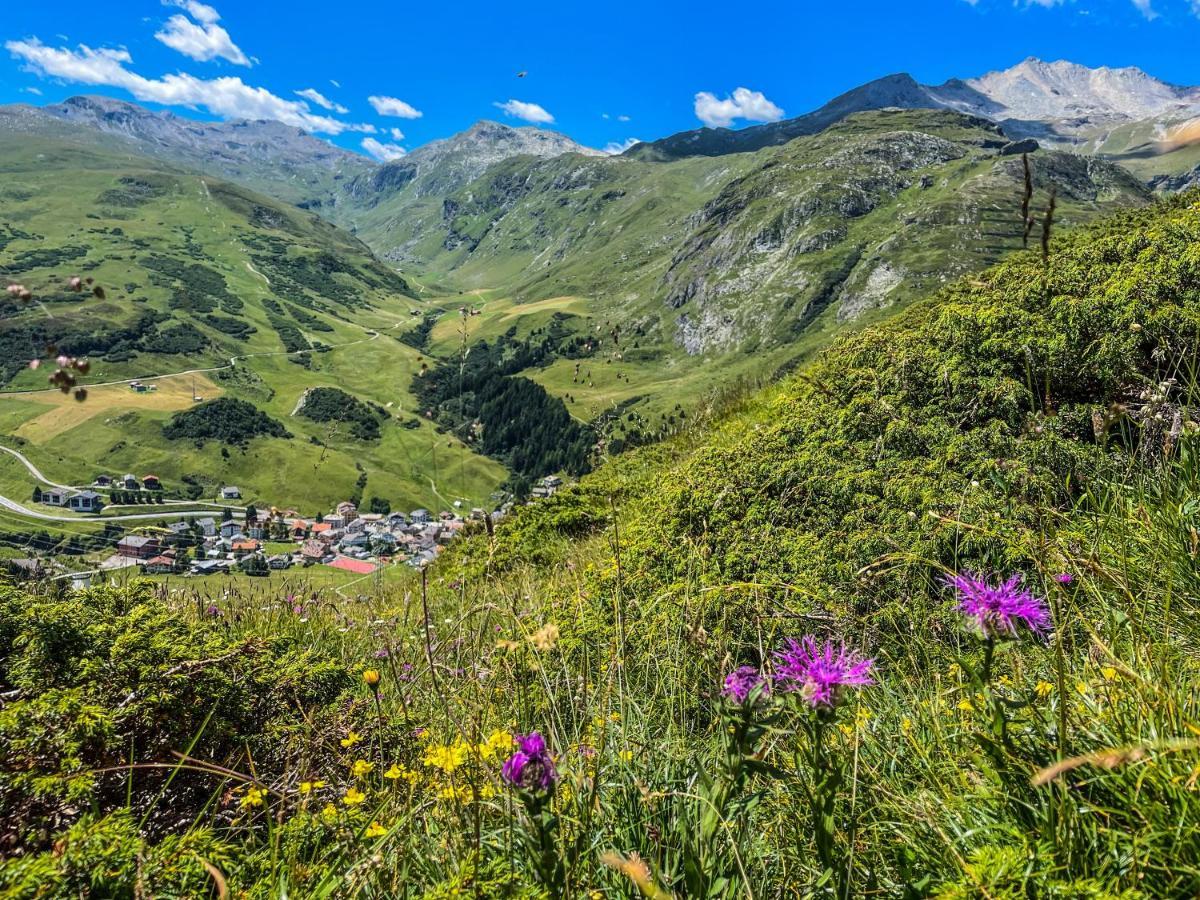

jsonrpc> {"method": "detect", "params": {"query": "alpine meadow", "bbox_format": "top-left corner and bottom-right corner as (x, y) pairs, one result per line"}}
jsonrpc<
(2, 3), (1200, 897)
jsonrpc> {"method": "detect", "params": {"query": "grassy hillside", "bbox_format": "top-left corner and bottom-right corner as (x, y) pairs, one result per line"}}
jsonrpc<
(355, 110), (1151, 442)
(3, 193), (1198, 896)
(0, 134), (506, 511)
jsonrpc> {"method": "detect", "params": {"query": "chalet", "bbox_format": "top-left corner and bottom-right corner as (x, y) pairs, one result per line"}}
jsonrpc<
(142, 555), (177, 574)
(92, 474), (113, 487)
(167, 521), (191, 537)
(191, 559), (231, 575)
(387, 511), (409, 528)
(219, 520), (242, 539)
(121, 474), (140, 491)
(410, 509), (431, 524)
(67, 490), (104, 513)
(289, 519), (310, 539)
(340, 532), (369, 551)
(117, 535), (160, 559)
(323, 514), (347, 529)
(220, 486), (241, 500)
(301, 540), (326, 563)
(142, 474), (162, 491)
(246, 524), (265, 540)
(335, 501), (358, 519)
(231, 539), (260, 556)
(267, 554), (292, 570)
(195, 517), (217, 537)
(346, 517), (367, 534)
(41, 488), (71, 507)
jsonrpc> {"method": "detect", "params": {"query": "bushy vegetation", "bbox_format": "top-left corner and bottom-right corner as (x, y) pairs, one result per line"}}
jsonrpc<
(3, 195), (1200, 897)
(163, 397), (291, 446)
(297, 387), (387, 441)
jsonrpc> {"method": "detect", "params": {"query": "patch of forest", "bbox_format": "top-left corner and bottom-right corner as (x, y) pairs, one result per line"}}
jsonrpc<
(297, 387), (387, 441)
(163, 397), (291, 446)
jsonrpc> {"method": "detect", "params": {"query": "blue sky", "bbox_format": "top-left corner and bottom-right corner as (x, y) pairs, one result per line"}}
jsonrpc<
(2, 0), (1199, 159)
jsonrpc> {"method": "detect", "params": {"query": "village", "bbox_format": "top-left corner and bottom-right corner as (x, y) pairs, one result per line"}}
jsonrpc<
(104, 474), (565, 578)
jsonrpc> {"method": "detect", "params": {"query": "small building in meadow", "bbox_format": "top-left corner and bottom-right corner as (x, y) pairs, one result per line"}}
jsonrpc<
(67, 490), (105, 513)
(220, 485), (241, 500)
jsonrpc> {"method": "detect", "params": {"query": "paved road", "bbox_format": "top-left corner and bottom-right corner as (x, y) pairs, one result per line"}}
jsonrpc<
(0, 492), (232, 524)
(0, 444), (72, 489)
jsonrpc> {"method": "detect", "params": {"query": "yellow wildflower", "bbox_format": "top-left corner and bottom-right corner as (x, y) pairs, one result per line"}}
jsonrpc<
(618, 749), (633, 763)
(957, 698), (975, 713)
(362, 669), (381, 688)
(1035, 680), (1055, 699)
(900, 717), (913, 736)
(364, 821), (387, 838)
(1101, 667), (1118, 682)
(384, 763), (419, 784)
(350, 759), (375, 778)
(320, 803), (339, 821)
(240, 786), (266, 809)
(424, 740), (470, 774)
(479, 783), (497, 799)
(437, 784), (472, 803)
(342, 787), (366, 806)
(1075, 682), (1089, 696)
(299, 779), (327, 794)
(478, 729), (514, 761)
(340, 731), (362, 749)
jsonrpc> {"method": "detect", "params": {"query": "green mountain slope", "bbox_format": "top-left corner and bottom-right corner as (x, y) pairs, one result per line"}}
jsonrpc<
(0, 134), (506, 511)
(352, 110), (1150, 444)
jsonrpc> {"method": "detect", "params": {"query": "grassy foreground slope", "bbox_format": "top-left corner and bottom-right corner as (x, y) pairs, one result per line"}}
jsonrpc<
(0, 133), (505, 509)
(2, 195), (1199, 897)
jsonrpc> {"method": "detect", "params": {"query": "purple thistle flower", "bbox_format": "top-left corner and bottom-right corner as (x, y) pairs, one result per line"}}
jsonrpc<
(947, 572), (1051, 639)
(774, 637), (874, 709)
(1055, 573), (1073, 585)
(205, 604), (220, 617)
(722, 666), (770, 704)
(501, 731), (557, 792)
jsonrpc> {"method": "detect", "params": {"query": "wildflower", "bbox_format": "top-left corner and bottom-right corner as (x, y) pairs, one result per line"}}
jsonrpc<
(205, 604), (220, 617)
(1035, 680), (1055, 699)
(722, 665), (770, 703)
(342, 787), (366, 806)
(773, 636), (875, 709)
(1075, 682), (1089, 696)
(299, 779), (327, 794)
(478, 729), (514, 761)
(501, 732), (558, 792)
(362, 669), (381, 688)
(350, 759), (375, 778)
(364, 821), (387, 838)
(240, 786), (266, 809)
(320, 803), (339, 821)
(957, 698), (975, 713)
(423, 740), (469, 774)
(1101, 666), (1118, 682)
(617, 749), (634, 763)
(1055, 573), (1074, 585)
(900, 716), (913, 736)
(384, 763), (418, 784)
(340, 731), (362, 748)
(946, 573), (1051, 639)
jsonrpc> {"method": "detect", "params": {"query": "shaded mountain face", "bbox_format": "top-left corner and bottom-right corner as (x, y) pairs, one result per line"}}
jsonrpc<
(0, 95), (375, 208)
(627, 58), (1200, 162)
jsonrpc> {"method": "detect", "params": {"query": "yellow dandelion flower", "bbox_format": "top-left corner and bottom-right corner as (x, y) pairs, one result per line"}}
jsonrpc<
(320, 803), (339, 821)
(1035, 680), (1055, 699)
(342, 787), (366, 806)
(957, 698), (975, 712)
(340, 731), (362, 749)
(900, 717), (913, 736)
(299, 779), (327, 794)
(1075, 682), (1089, 696)
(350, 759), (375, 778)
(240, 786), (266, 809)
(1101, 667), (1118, 682)
(618, 749), (633, 763)
(609, 711), (621, 722)
(362, 669), (381, 688)
(364, 821), (387, 838)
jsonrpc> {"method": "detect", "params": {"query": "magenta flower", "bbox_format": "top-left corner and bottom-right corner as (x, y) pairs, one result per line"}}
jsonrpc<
(1054, 573), (1073, 585)
(947, 572), (1051, 638)
(501, 732), (557, 792)
(774, 637), (874, 709)
(722, 666), (770, 704)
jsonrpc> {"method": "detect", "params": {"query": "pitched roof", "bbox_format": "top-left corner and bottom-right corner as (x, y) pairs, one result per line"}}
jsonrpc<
(326, 556), (377, 575)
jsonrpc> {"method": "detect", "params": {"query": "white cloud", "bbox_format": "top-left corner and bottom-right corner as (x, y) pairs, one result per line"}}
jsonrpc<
(361, 137), (406, 161)
(617, 114), (631, 122)
(1192, 0), (1200, 16)
(494, 99), (554, 124)
(603, 137), (640, 154)
(389, 127), (405, 140)
(7, 38), (372, 134)
(330, 78), (341, 88)
(21, 85), (43, 96)
(694, 87), (783, 128)
(296, 87), (347, 113)
(156, 1), (249, 66)
(368, 95), (422, 118)
(1129, 0), (1158, 17)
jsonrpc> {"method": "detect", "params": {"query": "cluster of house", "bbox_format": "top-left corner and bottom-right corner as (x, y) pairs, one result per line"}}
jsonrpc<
(118, 474), (568, 578)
